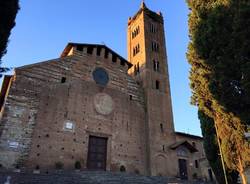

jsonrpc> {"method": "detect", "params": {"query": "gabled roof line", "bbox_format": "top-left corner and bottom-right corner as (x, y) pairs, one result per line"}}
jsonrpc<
(175, 131), (203, 140)
(61, 42), (132, 68)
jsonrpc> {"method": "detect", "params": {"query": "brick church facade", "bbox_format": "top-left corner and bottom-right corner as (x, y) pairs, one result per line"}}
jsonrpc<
(0, 2), (214, 182)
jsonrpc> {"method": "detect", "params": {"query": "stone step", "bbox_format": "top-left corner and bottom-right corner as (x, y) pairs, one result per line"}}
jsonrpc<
(0, 171), (215, 184)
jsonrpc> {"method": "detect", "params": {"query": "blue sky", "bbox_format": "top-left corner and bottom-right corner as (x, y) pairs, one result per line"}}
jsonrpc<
(1, 0), (201, 136)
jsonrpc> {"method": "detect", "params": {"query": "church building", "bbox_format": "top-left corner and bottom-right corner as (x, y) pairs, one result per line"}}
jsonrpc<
(0, 2), (214, 182)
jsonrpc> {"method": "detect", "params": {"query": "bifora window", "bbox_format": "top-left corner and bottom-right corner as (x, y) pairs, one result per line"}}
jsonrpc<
(132, 26), (140, 39)
(153, 60), (160, 72)
(133, 44), (140, 56)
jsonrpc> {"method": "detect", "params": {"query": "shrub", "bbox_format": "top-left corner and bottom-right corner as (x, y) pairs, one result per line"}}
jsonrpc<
(74, 161), (81, 170)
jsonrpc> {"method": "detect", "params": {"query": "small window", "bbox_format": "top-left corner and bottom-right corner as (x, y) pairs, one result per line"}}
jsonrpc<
(160, 123), (163, 133)
(133, 44), (140, 57)
(120, 59), (125, 66)
(104, 49), (109, 58)
(76, 45), (83, 51)
(112, 54), (117, 63)
(96, 47), (101, 56)
(152, 42), (159, 52)
(150, 24), (157, 33)
(162, 145), (165, 151)
(134, 63), (140, 76)
(156, 61), (160, 72)
(87, 46), (93, 54)
(156, 80), (160, 90)
(151, 24), (157, 33)
(132, 26), (140, 39)
(61, 77), (66, 83)
(195, 160), (199, 168)
(153, 60), (159, 71)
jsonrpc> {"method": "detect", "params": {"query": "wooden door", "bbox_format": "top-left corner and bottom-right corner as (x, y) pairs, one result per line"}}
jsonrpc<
(87, 136), (108, 170)
(178, 159), (188, 180)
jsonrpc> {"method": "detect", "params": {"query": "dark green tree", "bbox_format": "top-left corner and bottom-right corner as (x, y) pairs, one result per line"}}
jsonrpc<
(0, 0), (19, 77)
(186, 0), (250, 183)
(199, 110), (238, 184)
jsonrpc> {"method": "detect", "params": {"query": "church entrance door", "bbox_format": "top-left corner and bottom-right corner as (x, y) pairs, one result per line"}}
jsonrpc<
(178, 159), (188, 180)
(87, 136), (107, 170)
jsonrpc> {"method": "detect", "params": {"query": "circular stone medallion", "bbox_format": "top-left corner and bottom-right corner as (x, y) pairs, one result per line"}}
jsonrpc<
(94, 93), (114, 115)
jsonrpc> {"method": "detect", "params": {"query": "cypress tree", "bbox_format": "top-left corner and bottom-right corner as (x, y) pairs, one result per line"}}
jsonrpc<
(186, 0), (250, 183)
(0, 0), (19, 77)
(199, 110), (238, 184)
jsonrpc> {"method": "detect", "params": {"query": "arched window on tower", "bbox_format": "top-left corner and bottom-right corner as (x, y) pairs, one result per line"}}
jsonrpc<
(151, 42), (159, 52)
(133, 44), (140, 56)
(134, 62), (140, 76)
(132, 26), (140, 39)
(156, 61), (159, 72)
(160, 123), (163, 133)
(150, 23), (157, 33)
(153, 60), (160, 72)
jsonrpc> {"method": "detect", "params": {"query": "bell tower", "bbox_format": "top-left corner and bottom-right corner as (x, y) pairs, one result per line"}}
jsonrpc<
(127, 2), (176, 175)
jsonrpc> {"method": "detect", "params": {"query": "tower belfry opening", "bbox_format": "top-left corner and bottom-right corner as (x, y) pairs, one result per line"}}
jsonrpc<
(127, 2), (176, 175)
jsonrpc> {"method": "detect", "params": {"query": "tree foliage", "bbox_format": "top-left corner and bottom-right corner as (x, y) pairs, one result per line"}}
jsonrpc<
(186, 0), (250, 183)
(0, 0), (19, 77)
(199, 110), (238, 184)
